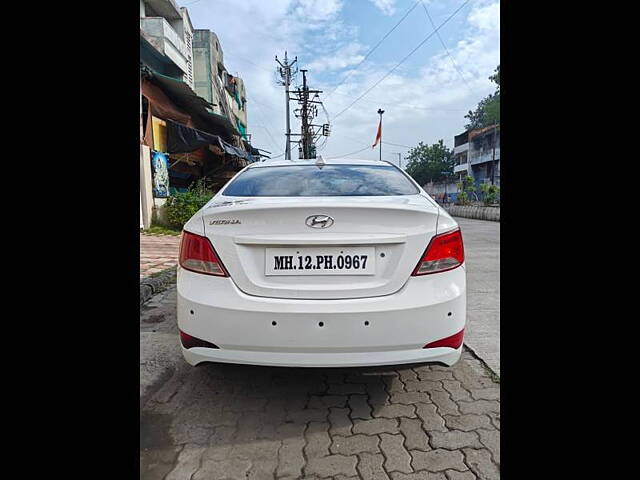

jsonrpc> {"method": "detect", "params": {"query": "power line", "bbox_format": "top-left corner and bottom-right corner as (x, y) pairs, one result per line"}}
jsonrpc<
(230, 56), (461, 114)
(225, 56), (467, 113)
(247, 96), (280, 150)
(251, 125), (280, 150)
(324, 0), (422, 100)
(328, 90), (467, 112)
(332, 0), (472, 120)
(383, 141), (412, 148)
(420, 1), (473, 94)
(329, 131), (413, 152)
(316, 102), (332, 152)
(230, 55), (273, 73)
(326, 145), (371, 159)
(228, 56), (463, 114)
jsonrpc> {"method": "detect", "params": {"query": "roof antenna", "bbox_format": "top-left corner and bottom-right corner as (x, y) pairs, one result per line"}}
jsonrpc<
(315, 155), (325, 169)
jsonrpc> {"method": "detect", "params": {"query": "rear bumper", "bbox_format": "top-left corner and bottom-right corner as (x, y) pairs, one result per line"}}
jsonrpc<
(181, 344), (462, 368)
(177, 265), (466, 368)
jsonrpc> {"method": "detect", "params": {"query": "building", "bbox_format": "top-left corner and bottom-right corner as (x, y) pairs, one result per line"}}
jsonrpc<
(139, 1), (259, 230)
(193, 29), (248, 141)
(453, 130), (470, 179)
(193, 30), (224, 113)
(468, 125), (500, 187)
(453, 125), (500, 187)
(140, 0), (194, 229)
(140, 0), (193, 88)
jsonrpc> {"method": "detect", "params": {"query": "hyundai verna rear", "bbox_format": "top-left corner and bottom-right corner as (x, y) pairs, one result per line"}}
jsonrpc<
(177, 159), (466, 368)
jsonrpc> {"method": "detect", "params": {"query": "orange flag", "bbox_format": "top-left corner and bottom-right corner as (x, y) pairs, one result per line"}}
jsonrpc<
(372, 119), (381, 148)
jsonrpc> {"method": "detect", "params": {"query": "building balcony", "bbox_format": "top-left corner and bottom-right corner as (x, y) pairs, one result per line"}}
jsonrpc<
(470, 147), (500, 165)
(141, 17), (189, 74)
(454, 143), (469, 155)
(143, 0), (182, 20)
(454, 163), (469, 173)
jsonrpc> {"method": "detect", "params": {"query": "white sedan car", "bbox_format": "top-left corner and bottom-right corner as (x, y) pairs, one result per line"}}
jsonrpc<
(177, 158), (466, 368)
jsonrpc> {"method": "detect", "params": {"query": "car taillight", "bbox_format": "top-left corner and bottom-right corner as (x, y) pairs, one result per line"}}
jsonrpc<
(179, 330), (219, 349)
(412, 228), (464, 275)
(423, 329), (464, 349)
(179, 231), (228, 276)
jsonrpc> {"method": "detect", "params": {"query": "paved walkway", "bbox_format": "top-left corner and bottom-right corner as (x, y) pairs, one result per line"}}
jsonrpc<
(454, 218), (500, 377)
(140, 233), (181, 278)
(141, 288), (500, 480)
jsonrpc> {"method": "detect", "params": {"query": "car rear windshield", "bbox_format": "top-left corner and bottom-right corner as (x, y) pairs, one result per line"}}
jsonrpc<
(222, 164), (419, 197)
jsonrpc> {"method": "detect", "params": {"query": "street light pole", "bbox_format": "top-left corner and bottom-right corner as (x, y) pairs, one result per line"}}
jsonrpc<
(491, 123), (498, 185)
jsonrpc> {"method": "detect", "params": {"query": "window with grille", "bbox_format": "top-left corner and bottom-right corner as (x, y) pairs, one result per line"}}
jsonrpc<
(185, 33), (194, 86)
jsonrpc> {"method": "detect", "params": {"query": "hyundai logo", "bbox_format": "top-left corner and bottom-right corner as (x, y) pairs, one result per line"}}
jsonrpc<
(305, 215), (334, 229)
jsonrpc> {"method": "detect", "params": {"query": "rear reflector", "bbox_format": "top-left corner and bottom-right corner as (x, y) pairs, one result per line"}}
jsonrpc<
(179, 330), (219, 349)
(412, 228), (464, 275)
(423, 329), (464, 349)
(179, 230), (228, 276)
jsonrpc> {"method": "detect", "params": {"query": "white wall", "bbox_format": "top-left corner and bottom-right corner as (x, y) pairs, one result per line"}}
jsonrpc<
(140, 146), (154, 229)
(423, 181), (459, 196)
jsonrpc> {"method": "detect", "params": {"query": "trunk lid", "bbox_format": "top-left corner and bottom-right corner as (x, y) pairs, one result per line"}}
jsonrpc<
(201, 195), (440, 299)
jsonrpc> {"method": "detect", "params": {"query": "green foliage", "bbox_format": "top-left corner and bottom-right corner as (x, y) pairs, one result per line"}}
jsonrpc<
(489, 65), (500, 92)
(405, 140), (454, 186)
(456, 175), (475, 205)
(464, 65), (500, 130)
(479, 183), (500, 206)
(164, 179), (215, 230)
(457, 175), (475, 193)
(142, 225), (181, 236)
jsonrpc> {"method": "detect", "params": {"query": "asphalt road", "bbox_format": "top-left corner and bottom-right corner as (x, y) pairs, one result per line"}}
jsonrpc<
(455, 217), (500, 376)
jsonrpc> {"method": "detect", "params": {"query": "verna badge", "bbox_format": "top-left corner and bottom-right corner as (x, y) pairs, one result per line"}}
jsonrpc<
(305, 215), (334, 229)
(209, 219), (241, 225)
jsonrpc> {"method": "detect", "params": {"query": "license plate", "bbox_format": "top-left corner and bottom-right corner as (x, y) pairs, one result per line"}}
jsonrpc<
(265, 246), (375, 276)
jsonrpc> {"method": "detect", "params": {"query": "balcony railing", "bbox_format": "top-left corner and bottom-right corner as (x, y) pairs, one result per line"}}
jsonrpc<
(470, 148), (500, 165)
(454, 143), (469, 154)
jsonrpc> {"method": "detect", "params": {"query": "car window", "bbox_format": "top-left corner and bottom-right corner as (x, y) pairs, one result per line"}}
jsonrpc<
(222, 165), (419, 197)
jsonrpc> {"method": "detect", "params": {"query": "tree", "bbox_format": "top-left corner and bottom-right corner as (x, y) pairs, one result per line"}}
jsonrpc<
(464, 65), (500, 130)
(404, 139), (454, 186)
(456, 175), (475, 205)
(489, 65), (500, 91)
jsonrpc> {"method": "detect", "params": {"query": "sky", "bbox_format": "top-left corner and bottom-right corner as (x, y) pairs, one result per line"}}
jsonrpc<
(178, 0), (500, 167)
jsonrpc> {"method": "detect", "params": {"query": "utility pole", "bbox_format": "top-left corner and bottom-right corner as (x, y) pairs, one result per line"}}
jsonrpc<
(275, 51), (297, 160)
(301, 70), (310, 159)
(377, 109), (384, 161)
(291, 69), (324, 159)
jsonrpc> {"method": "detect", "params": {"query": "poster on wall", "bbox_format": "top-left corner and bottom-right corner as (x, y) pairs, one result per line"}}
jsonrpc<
(151, 151), (170, 198)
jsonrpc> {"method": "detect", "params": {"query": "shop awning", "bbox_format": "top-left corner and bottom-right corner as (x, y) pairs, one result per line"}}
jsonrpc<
(142, 66), (240, 141)
(167, 119), (221, 153)
(242, 139), (262, 157)
(141, 79), (193, 128)
(166, 119), (255, 162)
